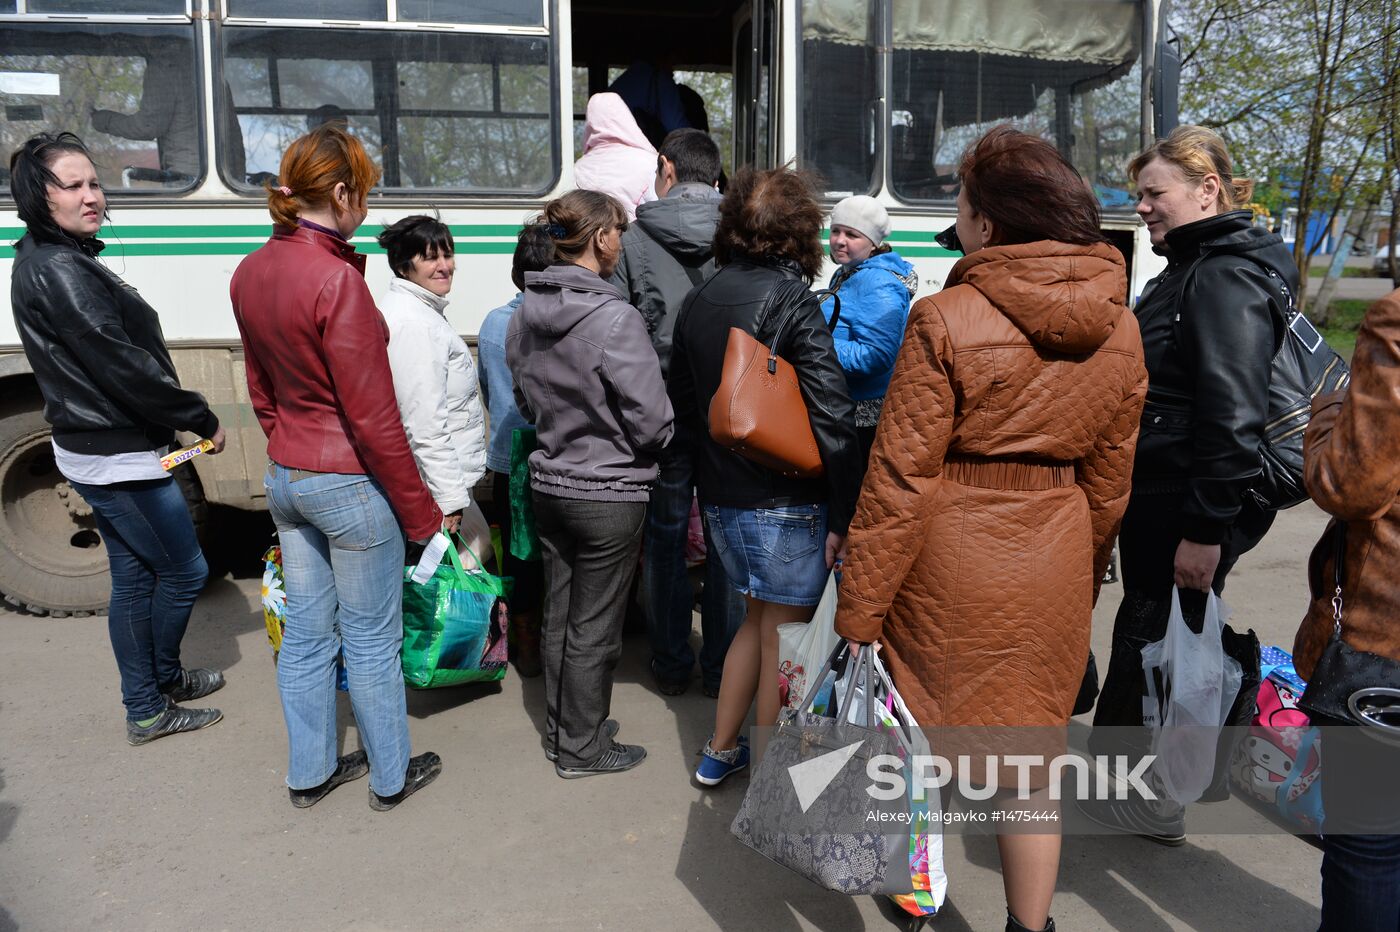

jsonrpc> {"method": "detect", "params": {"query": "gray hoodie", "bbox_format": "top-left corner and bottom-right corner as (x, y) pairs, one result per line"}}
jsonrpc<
(506, 264), (674, 502)
(608, 182), (721, 378)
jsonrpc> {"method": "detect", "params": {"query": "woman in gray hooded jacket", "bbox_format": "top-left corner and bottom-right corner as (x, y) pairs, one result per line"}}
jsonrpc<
(506, 189), (674, 779)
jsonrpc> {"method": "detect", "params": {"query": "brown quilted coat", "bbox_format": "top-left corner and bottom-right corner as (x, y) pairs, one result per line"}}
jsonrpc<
(835, 241), (1148, 727)
(1294, 289), (1400, 679)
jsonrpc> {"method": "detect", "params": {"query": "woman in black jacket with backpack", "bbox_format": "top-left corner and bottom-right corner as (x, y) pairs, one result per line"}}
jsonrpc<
(1083, 125), (1292, 841)
(9, 133), (226, 746)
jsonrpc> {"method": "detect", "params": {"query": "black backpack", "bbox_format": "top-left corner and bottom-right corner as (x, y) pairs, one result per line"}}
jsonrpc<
(1178, 253), (1351, 511)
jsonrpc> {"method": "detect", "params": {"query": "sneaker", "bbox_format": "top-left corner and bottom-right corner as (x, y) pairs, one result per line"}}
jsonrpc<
(126, 702), (223, 746)
(651, 660), (689, 696)
(163, 668), (226, 703)
(555, 741), (647, 779)
(370, 752), (442, 811)
(1076, 795), (1185, 846)
(289, 750), (369, 809)
(544, 719), (618, 762)
(695, 737), (750, 786)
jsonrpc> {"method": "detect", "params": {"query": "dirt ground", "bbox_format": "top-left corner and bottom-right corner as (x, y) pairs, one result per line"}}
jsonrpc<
(0, 502), (1332, 931)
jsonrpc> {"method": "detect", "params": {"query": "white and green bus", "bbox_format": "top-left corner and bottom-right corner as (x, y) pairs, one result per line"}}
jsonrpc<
(0, 0), (1175, 614)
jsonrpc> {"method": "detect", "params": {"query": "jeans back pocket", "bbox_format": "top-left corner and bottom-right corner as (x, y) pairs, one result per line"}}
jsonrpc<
(756, 507), (821, 564)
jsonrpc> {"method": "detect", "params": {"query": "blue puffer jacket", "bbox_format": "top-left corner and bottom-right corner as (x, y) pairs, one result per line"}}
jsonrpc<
(821, 249), (919, 401)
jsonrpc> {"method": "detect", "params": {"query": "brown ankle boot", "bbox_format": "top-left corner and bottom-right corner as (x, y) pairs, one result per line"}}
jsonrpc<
(512, 612), (542, 678)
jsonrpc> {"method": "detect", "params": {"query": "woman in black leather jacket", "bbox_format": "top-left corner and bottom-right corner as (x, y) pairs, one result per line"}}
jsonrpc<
(1084, 125), (1291, 840)
(8, 133), (226, 745)
(669, 166), (861, 785)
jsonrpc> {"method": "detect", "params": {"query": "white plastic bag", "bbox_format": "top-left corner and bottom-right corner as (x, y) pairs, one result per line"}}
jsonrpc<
(1142, 588), (1244, 804)
(777, 573), (840, 710)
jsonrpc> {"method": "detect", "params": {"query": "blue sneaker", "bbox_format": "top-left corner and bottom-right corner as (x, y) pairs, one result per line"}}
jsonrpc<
(695, 737), (749, 786)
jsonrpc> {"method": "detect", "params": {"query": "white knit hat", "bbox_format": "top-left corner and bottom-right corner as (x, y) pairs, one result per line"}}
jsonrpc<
(829, 195), (890, 247)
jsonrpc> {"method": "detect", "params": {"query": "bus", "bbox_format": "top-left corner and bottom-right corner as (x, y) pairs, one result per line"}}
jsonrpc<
(0, 0), (1175, 615)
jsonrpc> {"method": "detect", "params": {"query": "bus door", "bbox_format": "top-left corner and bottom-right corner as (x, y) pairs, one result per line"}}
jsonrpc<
(568, 0), (773, 177)
(733, 0), (777, 170)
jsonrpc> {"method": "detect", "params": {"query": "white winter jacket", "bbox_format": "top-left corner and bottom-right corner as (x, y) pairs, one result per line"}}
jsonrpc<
(381, 277), (486, 513)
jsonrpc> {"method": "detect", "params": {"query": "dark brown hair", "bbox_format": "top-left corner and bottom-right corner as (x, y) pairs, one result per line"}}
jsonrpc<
(713, 166), (826, 281)
(512, 223), (558, 291)
(268, 124), (381, 227)
(527, 189), (627, 266)
(9, 132), (99, 243)
(376, 214), (454, 278)
(958, 126), (1104, 247)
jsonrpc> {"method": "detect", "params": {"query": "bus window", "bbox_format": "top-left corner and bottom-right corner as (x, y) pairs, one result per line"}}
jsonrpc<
(887, 0), (1143, 209)
(25, 1), (185, 12)
(398, 0), (546, 27)
(226, 0), (545, 27)
(0, 19), (200, 192)
(219, 26), (555, 194)
(799, 0), (880, 197)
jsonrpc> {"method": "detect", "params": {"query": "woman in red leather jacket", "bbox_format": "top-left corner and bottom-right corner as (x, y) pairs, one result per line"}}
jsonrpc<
(231, 125), (443, 812)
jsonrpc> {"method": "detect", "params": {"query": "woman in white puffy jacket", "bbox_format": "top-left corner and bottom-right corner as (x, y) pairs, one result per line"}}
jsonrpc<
(377, 216), (492, 566)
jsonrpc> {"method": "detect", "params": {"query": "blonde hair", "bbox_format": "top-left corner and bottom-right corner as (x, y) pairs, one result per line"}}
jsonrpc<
(1128, 125), (1254, 211)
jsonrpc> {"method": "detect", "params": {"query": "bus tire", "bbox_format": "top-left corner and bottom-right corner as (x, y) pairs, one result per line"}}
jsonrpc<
(0, 396), (210, 617)
(0, 394), (111, 616)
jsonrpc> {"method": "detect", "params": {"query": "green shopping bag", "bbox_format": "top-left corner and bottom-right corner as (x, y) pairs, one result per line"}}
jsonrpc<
(401, 536), (510, 688)
(508, 427), (542, 562)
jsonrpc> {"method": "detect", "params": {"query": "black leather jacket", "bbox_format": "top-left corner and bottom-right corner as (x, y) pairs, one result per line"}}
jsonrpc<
(11, 232), (218, 455)
(1132, 210), (1290, 543)
(668, 257), (863, 533)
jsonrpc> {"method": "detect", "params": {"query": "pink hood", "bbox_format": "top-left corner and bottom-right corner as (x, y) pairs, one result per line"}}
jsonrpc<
(574, 92), (657, 221)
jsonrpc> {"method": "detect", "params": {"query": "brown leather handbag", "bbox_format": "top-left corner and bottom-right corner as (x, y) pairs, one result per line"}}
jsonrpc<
(708, 280), (840, 479)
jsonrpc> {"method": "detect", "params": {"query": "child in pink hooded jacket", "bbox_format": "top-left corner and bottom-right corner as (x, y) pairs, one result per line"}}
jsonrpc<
(573, 92), (657, 221)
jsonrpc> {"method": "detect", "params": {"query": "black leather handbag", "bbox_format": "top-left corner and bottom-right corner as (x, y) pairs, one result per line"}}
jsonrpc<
(1297, 522), (1400, 738)
(1178, 255), (1350, 511)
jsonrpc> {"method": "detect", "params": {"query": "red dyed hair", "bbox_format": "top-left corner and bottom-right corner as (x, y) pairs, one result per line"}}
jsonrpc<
(958, 126), (1104, 247)
(267, 124), (381, 227)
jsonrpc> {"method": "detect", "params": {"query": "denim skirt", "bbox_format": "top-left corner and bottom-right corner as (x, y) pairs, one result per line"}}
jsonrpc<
(703, 503), (829, 606)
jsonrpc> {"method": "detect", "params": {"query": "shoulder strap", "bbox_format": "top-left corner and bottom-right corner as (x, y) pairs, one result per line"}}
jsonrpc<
(1174, 250), (1291, 355)
(763, 280), (841, 360)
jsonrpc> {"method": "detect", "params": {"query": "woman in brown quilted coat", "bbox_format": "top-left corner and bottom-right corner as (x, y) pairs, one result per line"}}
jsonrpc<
(835, 127), (1147, 932)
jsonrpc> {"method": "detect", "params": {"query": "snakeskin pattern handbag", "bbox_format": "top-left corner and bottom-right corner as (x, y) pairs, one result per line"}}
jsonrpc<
(731, 645), (922, 895)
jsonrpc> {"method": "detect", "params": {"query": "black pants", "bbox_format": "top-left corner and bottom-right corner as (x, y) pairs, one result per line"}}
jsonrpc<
(1090, 492), (1274, 754)
(534, 492), (646, 767)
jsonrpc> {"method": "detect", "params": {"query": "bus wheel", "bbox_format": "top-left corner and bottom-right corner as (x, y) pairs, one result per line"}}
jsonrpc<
(0, 396), (109, 616)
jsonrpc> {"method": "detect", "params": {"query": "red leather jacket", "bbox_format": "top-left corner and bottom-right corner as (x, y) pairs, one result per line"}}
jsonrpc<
(231, 225), (441, 540)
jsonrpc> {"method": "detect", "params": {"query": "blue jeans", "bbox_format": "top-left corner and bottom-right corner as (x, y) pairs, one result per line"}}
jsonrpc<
(264, 465), (411, 795)
(643, 438), (745, 689)
(704, 503), (830, 607)
(71, 477), (209, 721)
(1318, 718), (1400, 931)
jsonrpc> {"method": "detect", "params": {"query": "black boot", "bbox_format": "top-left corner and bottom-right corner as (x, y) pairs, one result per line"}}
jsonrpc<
(1007, 910), (1055, 932)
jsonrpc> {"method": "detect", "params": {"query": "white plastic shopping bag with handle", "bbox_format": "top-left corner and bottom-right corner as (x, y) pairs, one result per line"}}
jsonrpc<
(777, 572), (839, 709)
(1142, 588), (1244, 804)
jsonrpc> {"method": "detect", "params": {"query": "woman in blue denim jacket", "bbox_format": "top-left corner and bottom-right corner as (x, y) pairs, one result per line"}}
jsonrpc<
(477, 231), (554, 677)
(822, 196), (919, 471)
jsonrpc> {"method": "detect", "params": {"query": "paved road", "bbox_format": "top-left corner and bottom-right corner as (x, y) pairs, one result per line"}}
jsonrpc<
(0, 504), (1332, 931)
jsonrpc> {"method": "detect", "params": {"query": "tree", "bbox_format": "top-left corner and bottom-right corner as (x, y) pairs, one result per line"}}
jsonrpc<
(1174, 0), (1400, 313)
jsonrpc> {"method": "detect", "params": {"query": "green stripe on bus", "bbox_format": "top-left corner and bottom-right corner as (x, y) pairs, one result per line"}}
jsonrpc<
(0, 240), (519, 259)
(0, 223), (526, 240)
(4, 223), (947, 241)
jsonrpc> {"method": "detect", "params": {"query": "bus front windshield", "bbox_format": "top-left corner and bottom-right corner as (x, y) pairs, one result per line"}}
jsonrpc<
(802, 0), (1144, 209)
